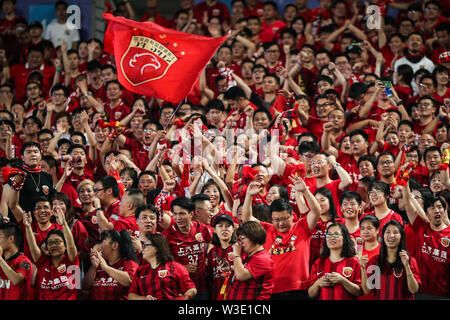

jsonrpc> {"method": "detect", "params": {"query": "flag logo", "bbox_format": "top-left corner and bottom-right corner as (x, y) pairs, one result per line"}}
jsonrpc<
(158, 270), (168, 278)
(342, 267), (353, 278)
(120, 35), (178, 86)
(441, 237), (450, 247)
(195, 233), (204, 242)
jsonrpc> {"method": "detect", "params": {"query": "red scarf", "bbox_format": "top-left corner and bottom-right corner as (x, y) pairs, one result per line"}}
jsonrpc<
(22, 164), (42, 173)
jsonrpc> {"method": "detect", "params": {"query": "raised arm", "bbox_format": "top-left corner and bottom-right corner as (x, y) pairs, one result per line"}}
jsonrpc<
(241, 182), (262, 223)
(23, 212), (41, 263)
(289, 175), (320, 230)
(54, 206), (77, 262)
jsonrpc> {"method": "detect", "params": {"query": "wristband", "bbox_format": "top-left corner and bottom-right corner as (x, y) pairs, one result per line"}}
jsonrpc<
(438, 114), (444, 121)
(56, 68), (62, 72)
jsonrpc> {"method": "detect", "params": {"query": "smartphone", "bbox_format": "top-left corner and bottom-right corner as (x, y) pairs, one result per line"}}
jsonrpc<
(383, 81), (393, 97)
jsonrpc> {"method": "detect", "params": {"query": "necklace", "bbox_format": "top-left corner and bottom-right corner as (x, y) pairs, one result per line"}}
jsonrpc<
(28, 172), (41, 192)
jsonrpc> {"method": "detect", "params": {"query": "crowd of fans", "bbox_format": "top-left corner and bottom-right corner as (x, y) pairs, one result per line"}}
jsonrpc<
(0, 0), (449, 301)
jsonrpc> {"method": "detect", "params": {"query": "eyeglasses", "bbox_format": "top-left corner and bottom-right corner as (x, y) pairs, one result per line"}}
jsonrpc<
(0, 90), (11, 94)
(143, 129), (155, 133)
(161, 111), (173, 116)
(47, 239), (63, 246)
(26, 86), (39, 91)
(238, 236), (248, 242)
(272, 216), (291, 223)
(142, 242), (153, 249)
(418, 102), (433, 108)
(326, 233), (342, 239)
(93, 188), (105, 193)
(301, 153), (315, 158)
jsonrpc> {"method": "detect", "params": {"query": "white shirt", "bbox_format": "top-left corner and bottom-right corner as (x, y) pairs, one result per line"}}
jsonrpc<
(43, 19), (80, 48)
(394, 55), (435, 94)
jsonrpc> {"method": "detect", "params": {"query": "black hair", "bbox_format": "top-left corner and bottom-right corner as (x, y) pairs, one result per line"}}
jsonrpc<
(170, 196), (195, 212)
(314, 188), (338, 222)
(378, 220), (408, 273)
(135, 203), (160, 221)
(100, 230), (137, 262)
(98, 176), (120, 198)
(0, 222), (23, 249)
(320, 223), (356, 258)
(20, 141), (41, 155)
(340, 191), (361, 206)
(269, 198), (292, 215)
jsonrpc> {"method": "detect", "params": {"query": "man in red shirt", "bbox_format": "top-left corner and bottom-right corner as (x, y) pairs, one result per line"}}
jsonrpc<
(7, 46), (55, 103)
(259, 1), (286, 43)
(241, 178), (321, 299)
(193, 0), (230, 27)
(431, 22), (450, 64)
(65, 144), (93, 191)
(360, 181), (404, 237)
(103, 80), (130, 122)
(404, 187), (450, 299)
(0, 222), (33, 300)
(93, 176), (122, 227)
(309, 152), (353, 213)
(223, 86), (258, 130)
(96, 189), (145, 238)
(159, 196), (213, 300)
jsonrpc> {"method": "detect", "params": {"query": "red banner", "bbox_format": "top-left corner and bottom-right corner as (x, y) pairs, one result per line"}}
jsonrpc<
(103, 13), (227, 104)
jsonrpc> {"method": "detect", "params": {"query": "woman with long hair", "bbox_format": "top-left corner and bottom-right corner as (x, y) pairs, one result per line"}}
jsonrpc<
(128, 233), (197, 300)
(82, 230), (139, 300)
(310, 188), (345, 269)
(207, 214), (237, 300)
(201, 179), (233, 217)
(360, 220), (421, 300)
(307, 223), (362, 300)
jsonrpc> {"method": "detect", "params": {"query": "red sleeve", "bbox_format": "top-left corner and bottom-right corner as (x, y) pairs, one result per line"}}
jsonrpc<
(307, 258), (322, 288)
(409, 257), (422, 286)
(174, 262), (196, 295)
(269, 94), (287, 118)
(245, 252), (273, 279)
(108, 169), (126, 198)
(123, 260), (139, 279)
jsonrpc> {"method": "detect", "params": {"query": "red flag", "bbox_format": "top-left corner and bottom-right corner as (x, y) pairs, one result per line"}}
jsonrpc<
(103, 13), (227, 104)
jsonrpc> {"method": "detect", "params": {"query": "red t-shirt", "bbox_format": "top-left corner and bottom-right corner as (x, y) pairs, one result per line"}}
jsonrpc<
(35, 254), (80, 300)
(0, 252), (33, 300)
(261, 217), (313, 293)
(226, 249), (274, 300)
(260, 20), (287, 43)
(129, 260), (195, 300)
(9, 63), (55, 102)
(104, 200), (121, 224)
(162, 220), (213, 293)
(337, 151), (361, 188)
(123, 137), (152, 171)
(206, 245), (235, 300)
(113, 215), (140, 238)
(71, 219), (90, 255)
(89, 259), (139, 300)
(75, 208), (101, 247)
(411, 217), (450, 297)
(366, 254), (421, 300)
(104, 100), (130, 122)
(308, 256), (362, 300)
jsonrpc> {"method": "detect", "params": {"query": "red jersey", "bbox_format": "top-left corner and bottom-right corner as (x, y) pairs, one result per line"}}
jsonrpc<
(162, 220), (213, 293)
(129, 260), (195, 300)
(226, 249), (274, 300)
(261, 217), (313, 293)
(310, 217), (346, 269)
(104, 100), (130, 122)
(366, 255), (421, 300)
(123, 137), (151, 171)
(113, 215), (140, 238)
(411, 217), (450, 297)
(0, 252), (33, 300)
(75, 208), (101, 247)
(308, 256), (362, 300)
(104, 199), (121, 224)
(360, 210), (404, 240)
(89, 259), (139, 300)
(260, 20), (287, 43)
(67, 171), (94, 191)
(206, 245), (235, 300)
(71, 219), (90, 255)
(35, 255), (80, 300)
